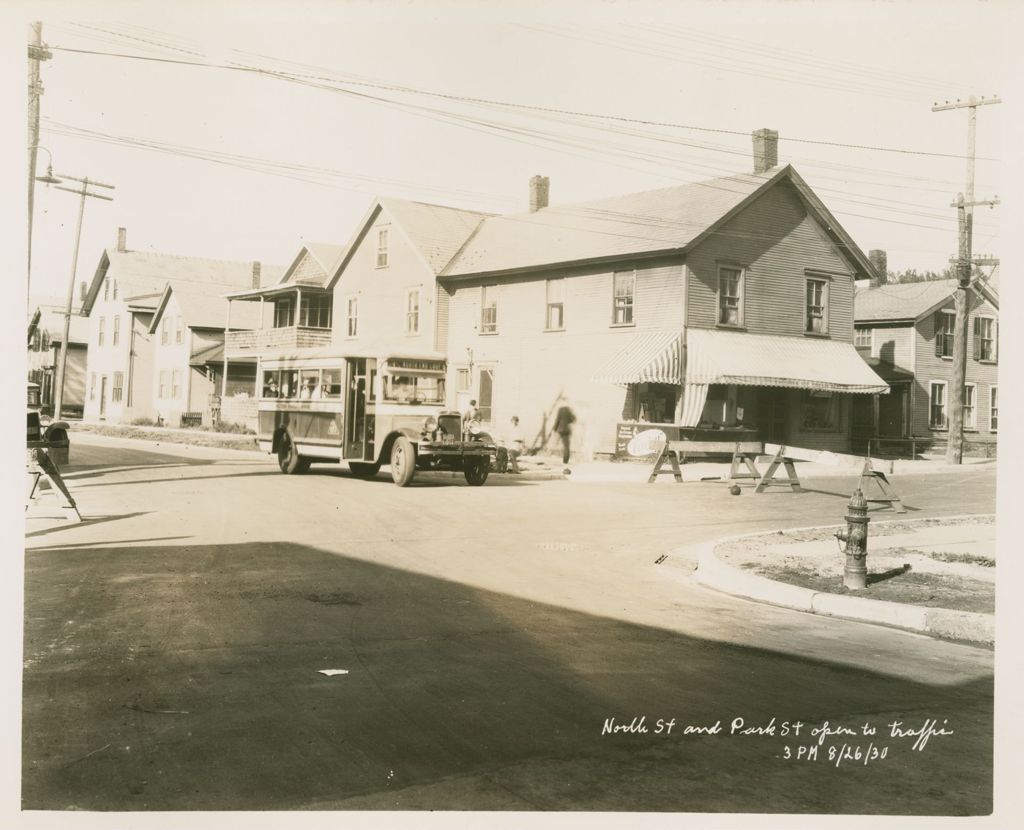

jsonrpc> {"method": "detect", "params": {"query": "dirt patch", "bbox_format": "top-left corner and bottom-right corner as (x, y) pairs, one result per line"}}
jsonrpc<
(718, 517), (995, 616)
(72, 422), (258, 451)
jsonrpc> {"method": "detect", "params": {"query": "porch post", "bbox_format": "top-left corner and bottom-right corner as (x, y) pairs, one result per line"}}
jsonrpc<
(296, 287), (302, 328)
(222, 299), (231, 399)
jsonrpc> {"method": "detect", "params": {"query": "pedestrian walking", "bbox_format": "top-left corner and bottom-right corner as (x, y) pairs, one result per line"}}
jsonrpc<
(553, 399), (576, 474)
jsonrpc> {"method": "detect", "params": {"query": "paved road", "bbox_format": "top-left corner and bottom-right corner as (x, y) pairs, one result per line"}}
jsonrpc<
(23, 434), (996, 813)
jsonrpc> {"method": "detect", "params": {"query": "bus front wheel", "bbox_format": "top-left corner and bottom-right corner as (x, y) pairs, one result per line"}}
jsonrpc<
(390, 436), (416, 487)
(277, 433), (310, 474)
(464, 457), (489, 486)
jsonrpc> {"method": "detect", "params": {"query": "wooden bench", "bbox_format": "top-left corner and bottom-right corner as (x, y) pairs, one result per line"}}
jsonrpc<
(648, 440), (764, 484)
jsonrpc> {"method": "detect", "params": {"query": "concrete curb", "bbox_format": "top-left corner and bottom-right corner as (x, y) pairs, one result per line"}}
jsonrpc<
(687, 519), (995, 644)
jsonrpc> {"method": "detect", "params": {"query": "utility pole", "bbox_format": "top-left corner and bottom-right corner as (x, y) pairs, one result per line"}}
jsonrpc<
(931, 95), (1000, 464)
(51, 176), (115, 421)
(27, 21), (52, 293)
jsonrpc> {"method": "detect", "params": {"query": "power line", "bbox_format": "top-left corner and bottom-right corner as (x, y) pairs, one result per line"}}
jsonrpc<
(47, 41), (994, 162)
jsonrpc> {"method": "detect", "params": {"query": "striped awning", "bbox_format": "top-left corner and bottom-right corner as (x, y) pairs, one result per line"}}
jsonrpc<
(593, 331), (683, 385)
(686, 329), (889, 394)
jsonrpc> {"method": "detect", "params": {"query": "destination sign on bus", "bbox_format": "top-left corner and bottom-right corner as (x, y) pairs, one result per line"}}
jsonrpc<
(385, 358), (445, 373)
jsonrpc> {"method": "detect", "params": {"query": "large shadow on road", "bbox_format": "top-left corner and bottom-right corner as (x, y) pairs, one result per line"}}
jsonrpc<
(23, 541), (993, 814)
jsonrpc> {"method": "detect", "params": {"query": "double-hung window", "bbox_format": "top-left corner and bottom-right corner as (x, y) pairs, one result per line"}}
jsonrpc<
(934, 310), (955, 358)
(112, 372), (124, 403)
(718, 267), (743, 326)
(112, 280), (118, 300)
(405, 288), (421, 335)
(161, 319), (170, 346)
(158, 371), (168, 399)
(376, 228), (389, 268)
(112, 316), (120, 347)
(963, 383), (977, 429)
(171, 370), (181, 399)
(973, 316), (997, 362)
(929, 381), (947, 429)
(103, 279), (109, 301)
(546, 278), (565, 330)
(990, 387), (998, 433)
(481, 285), (498, 333)
(98, 317), (105, 347)
(806, 277), (829, 334)
(346, 296), (358, 337)
(854, 327), (872, 348)
(175, 316), (184, 344)
(612, 270), (635, 325)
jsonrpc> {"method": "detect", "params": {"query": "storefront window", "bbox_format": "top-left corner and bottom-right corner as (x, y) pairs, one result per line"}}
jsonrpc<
(802, 390), (840, 431)
(634, 383), (678, 423)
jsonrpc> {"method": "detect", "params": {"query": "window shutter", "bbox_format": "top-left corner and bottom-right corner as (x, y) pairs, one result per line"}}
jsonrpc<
(994, 319), (998, 364)
(972, 317), (980, 361)
(934, 311), (943, 357)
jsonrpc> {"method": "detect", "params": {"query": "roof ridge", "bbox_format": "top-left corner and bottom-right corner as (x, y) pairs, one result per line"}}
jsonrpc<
(107, 247), (283, 269)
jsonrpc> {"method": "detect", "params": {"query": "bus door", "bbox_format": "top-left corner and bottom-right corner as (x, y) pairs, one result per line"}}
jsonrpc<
(345, 358), (369, 459)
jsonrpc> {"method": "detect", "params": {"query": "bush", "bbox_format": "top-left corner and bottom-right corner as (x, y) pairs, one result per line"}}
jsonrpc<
(130, 416), (158, 426)
(209, 421), (256, 435)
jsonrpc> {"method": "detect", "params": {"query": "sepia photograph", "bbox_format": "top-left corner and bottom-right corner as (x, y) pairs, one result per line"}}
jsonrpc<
(9, 0), (1022, 826)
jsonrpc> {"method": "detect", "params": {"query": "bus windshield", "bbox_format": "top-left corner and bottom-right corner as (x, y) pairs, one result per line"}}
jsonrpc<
(382, 374), (445, 405)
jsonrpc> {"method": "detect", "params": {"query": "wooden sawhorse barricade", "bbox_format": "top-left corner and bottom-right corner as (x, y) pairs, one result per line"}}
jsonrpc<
(648, 439), (764, 484)
(756, 443), (905, 512)
(26, 443), (81, 523)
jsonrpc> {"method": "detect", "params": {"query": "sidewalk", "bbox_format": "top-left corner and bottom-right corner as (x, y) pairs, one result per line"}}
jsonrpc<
(560, 454), (995, 484)
(686, 517), (996, 644)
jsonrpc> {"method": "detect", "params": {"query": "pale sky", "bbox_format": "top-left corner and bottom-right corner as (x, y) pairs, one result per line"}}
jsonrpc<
(19, 0), (1010, 305)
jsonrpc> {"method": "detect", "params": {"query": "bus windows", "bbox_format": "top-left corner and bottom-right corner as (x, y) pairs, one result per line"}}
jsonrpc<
(262, 370), (281, 398)
(280, 370), (299, 398)
(383, 374), (445, 405)
(321, 368), (342, 398)
(299, 369), (320, 399)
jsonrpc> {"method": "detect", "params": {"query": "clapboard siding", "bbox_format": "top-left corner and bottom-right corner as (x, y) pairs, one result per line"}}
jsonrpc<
(869, 324), (915, 371)
(445, 259), (685, 455)
(686, 181), (856, 342)
(331, 206), (436, 355)
(911, 293), (999, 438)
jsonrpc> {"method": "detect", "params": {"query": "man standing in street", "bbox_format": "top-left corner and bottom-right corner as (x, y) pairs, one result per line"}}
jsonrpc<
(554, 398), (576, 475)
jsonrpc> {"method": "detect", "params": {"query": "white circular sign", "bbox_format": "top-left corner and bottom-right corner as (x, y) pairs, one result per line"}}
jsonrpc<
(627, 429), (667, 457)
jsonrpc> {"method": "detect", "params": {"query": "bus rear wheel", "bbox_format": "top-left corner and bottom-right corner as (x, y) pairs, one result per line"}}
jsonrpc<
(464, 457), (489, 486)
(277, 433), (310, 474)
(349, 461), (381, 479)
(390, 436), (416, 487)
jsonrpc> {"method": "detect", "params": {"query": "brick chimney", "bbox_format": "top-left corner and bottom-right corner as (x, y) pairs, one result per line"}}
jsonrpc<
(116, 227), (127, 252)
(868, 249), (888, 286)
(529, 175), (550, 212)
(252, 261), (262, 289)
(752, 129), (779, 174)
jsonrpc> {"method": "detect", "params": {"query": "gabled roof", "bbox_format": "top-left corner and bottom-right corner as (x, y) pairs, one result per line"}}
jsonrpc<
(276, 242), (349, 287)
(440, 165), (875, 279)
(855, 278), (998, 323)
(327, 198), (493, 288)
(81, 249), (285, 315)
(148, 283), (264, 333)
(28, 303), (90, 344)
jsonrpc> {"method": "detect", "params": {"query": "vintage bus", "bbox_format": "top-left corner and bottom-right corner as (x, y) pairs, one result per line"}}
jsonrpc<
(256, 349), (495, 486)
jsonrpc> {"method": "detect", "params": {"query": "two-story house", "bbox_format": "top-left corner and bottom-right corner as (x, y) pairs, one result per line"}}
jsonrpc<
(81, 227), (282, 423)
(147, 284), (266, 427)
(854, 276), (999, 453)
(439, 144), (887, 457)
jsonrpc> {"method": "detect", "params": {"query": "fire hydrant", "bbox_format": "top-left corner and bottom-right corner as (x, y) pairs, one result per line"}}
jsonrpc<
(835, 488), (870, 589)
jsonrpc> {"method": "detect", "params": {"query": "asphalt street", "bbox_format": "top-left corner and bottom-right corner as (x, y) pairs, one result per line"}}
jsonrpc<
(23, 433), (996, 813)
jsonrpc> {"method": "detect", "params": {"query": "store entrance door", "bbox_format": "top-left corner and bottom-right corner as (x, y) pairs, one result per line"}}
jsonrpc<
(757, 388), (788, 443)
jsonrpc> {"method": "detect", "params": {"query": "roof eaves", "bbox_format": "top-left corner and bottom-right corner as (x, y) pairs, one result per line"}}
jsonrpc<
(438, 246), (687, 282)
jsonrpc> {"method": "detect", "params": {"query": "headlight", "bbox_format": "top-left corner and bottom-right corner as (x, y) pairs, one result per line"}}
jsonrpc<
(423, 415), (438, 432)
(467, 418), (482, 435)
